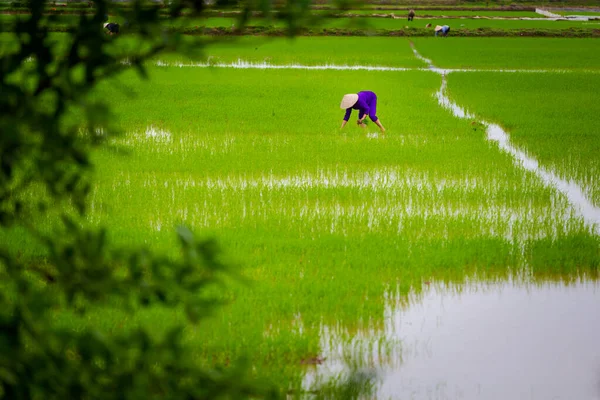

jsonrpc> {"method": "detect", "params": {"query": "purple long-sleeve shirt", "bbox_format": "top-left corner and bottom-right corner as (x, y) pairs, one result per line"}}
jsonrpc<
(343, 91), (378, 122)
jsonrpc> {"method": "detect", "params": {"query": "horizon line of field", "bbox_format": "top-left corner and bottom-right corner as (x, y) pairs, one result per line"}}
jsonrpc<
(148, 60), (600, 73)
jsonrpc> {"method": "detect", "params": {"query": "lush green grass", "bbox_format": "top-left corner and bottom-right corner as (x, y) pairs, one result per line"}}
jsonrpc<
(446, 71), (600, 206)
(154, 36), (427, 67)
(154, 36), (600, 70)
(0, 33), (426, 67)
(412, 37), (600, 70)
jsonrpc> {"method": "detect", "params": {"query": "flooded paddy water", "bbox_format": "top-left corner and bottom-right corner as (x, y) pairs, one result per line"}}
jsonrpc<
(304, 279), (600, 400)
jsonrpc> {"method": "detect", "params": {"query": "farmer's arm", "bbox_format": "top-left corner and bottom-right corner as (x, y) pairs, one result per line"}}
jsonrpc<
(341, 108), (352, 128)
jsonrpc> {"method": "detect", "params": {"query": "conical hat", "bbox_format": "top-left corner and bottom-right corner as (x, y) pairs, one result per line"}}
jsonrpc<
(340, 94), (359, 109)
(435, 25), (443, 32)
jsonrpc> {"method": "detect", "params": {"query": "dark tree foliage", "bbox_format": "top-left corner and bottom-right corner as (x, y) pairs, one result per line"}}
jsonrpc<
(0, 0), (320, 399)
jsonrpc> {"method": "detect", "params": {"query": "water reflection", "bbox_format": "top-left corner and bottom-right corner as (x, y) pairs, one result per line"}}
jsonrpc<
(305, 279), (600, 400)
(133, 167), (584, 239)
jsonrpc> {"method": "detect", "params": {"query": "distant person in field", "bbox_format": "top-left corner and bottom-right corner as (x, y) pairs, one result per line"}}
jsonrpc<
(104, 22), (120, 35)
(435, 25), (450, 37)
(408, 9), (415, 21)
(340, 91), (386, 133)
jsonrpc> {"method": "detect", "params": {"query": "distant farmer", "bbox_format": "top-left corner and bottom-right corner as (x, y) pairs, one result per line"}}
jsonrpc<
(408, 9), (415, 21)
(434, 25), (450, 37)
(104, 22), (120, 35)
(340, 91), (386, 133)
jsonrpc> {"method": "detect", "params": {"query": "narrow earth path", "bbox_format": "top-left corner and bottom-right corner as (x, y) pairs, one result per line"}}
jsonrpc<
(409, 42), (600, 235)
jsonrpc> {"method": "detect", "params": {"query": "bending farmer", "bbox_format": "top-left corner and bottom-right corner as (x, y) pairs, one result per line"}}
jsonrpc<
(340, 91), (385, 132)
(104, 22), (120, 35)
(434, 25), (450, 37)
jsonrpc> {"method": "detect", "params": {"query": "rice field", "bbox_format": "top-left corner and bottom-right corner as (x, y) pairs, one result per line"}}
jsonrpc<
(141, 37), (600, 70)
(154, 37), (428, 67)
(2, 12), (599, 32)
(446, 71), (600, 205)
(3, 28), (600, 398)
(160, 16), (595, 30)
(410, 37), (600, 69)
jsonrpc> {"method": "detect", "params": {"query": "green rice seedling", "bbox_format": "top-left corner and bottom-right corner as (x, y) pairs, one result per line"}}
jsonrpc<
(91, 71), (596, 312)
(411, 37), (600, 70)
(155, 36), (428, 68)
(525, 233), (600, 278)
(446, 71), (600, 206)
(0, 33), (426, 68)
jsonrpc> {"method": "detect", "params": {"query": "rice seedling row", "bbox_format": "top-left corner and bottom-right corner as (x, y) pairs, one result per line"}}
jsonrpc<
(444, 71), (600, 206)
(411, 37), (600, 70)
